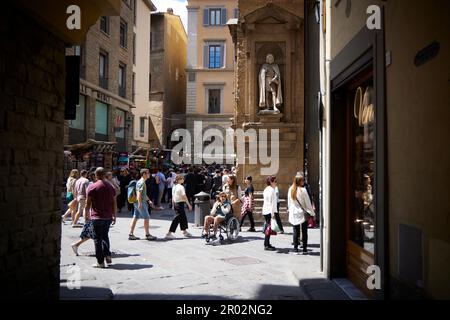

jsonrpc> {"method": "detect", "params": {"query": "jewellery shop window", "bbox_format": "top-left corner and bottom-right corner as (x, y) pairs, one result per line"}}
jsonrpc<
(350, 72), (375, 254)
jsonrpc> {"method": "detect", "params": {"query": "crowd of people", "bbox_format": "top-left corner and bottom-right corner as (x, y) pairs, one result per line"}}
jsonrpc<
(62, 164), (317, 268)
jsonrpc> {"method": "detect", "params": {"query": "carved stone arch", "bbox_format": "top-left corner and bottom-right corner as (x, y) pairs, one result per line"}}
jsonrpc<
(242, 3), (303, 31)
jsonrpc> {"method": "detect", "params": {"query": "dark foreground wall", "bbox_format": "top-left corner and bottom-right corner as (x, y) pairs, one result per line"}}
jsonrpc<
(0, 4), (65, 299)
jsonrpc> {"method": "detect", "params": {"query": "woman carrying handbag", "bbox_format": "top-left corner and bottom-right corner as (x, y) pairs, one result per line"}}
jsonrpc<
(287, 173), (315, 255)
(262, 176), (278, 251)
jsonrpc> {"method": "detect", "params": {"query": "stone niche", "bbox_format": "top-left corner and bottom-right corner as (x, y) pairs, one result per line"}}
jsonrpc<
(230, 0), (305, 196)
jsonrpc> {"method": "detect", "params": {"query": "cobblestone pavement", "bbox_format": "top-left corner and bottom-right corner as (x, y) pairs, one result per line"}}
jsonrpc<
(60, 205), (324, 300)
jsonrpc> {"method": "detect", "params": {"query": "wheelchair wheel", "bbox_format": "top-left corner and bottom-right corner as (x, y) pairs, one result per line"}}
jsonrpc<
(226, 217), (240, 241)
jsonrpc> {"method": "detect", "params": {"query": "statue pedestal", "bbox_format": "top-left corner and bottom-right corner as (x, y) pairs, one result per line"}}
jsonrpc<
(259, 113), (283, 123)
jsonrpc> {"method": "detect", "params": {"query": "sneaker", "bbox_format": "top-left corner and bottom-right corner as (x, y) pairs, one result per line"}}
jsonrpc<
(264, 246), (276, 251)
(146, 234), (157, 241)
(70, 244), (79, 256)
(302, 250), (308, 255)
(201, 233), (207, 239)
(291, 248), (301, 255)
(183, 231), (192, 238)
(158, 206), (164, 210)
(105, 256), (112, 265)
(247, 228), (256, 232)
(279, 230), (284, 234)
(165, 232), (176, 240)
(92, 263), (106, 268)
(128, 234), (140, 240)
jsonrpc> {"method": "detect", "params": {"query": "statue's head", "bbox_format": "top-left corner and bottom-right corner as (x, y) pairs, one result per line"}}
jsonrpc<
(266, 54), (275, 64)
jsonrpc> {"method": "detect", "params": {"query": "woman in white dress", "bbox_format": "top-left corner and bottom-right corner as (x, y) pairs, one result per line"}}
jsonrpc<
(287, 173), (315, 254)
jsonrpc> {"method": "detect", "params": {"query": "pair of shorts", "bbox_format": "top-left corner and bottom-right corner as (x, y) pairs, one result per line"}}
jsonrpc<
(133, 202), (150, 219)
(77, 198), (86, 213)
(66, 192), (74, 202)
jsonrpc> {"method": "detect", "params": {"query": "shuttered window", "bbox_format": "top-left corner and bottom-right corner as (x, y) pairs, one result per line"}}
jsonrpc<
(203, 8), (227, 26)
(203, 42), (225, 69)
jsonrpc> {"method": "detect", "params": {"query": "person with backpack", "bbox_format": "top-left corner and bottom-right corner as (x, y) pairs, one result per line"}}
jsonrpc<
(128, 169), (157, 241)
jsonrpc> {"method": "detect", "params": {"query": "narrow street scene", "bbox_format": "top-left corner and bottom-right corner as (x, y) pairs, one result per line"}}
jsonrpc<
(0, 0), (449, 305)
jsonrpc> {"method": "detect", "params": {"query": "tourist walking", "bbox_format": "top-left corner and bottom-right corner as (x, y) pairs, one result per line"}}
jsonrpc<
(62, 169), (79, 223)
(156, 169), (166, 209)
(166, 169), (176, 208)
(72, 170), (89, 226)
(262, 176), (278, 251)
(240, 176), (256, 232)
(287, 173), (315, 255)
(165, 175), (193, 239)
(128, 169), (157, 241)
(84, 167), (116, 268)
(117, 168), (131, 213)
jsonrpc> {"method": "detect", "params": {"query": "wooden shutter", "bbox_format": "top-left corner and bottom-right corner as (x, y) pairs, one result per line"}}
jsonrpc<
(220, 44), (225, 68)
(203, 9), (209, 26)
(204, 45), (209, 68)
(221, 8), (227, 25)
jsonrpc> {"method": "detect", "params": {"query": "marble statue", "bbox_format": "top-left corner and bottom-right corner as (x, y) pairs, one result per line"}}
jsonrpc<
(259, 53), (283, 114)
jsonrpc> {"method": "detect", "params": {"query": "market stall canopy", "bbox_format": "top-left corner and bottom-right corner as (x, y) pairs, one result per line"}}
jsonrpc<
(65, 139), (117, 153)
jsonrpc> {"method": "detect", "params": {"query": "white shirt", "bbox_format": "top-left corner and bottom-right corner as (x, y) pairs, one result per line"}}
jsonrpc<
(287, 186), (315, 226)
(172, 184), (186, 203)
(167, 172), (176, 188)
(66, 177), (77, 193)
(262, 186), (277, 216)
(222, 175), (229, 186)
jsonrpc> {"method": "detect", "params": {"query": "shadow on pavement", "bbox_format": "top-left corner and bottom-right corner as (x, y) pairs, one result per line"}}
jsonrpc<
(60, 286), (114, 300)
(107, 263), (154, 270)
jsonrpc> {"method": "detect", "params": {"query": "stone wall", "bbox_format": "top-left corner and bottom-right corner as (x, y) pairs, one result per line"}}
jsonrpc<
(0, 5), (64, 299)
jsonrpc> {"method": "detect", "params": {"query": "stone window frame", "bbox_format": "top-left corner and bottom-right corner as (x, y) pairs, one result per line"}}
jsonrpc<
(120, 19), (128, 49)
(100, 16), (110, 35)
(203, 40), (226, 69)
(118, 62), (126, 98)
(203, 6), (227, 27)
(139, 117), (146, 137)
(204, 83), (225, 114)
(99, 50), (109, 90)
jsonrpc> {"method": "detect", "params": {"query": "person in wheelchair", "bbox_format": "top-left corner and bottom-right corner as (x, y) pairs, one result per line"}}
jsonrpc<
(201, 192), (232, 239)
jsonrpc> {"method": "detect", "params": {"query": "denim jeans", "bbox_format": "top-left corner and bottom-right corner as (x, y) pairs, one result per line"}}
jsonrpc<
(92, 219), (112, 264)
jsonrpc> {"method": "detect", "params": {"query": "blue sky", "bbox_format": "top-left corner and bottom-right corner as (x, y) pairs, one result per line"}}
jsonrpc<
(152, 0), (188, 31)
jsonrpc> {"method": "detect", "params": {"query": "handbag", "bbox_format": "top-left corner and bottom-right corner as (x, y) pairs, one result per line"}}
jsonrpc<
(264, 223), (277, 236)
(271, 218), (281, 233)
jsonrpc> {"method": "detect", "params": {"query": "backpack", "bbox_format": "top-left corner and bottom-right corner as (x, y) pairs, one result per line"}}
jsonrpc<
(127, 180), (138, 204)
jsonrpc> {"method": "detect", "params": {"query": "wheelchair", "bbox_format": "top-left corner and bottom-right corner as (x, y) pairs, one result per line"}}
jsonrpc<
(205, 213), (240, 243)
